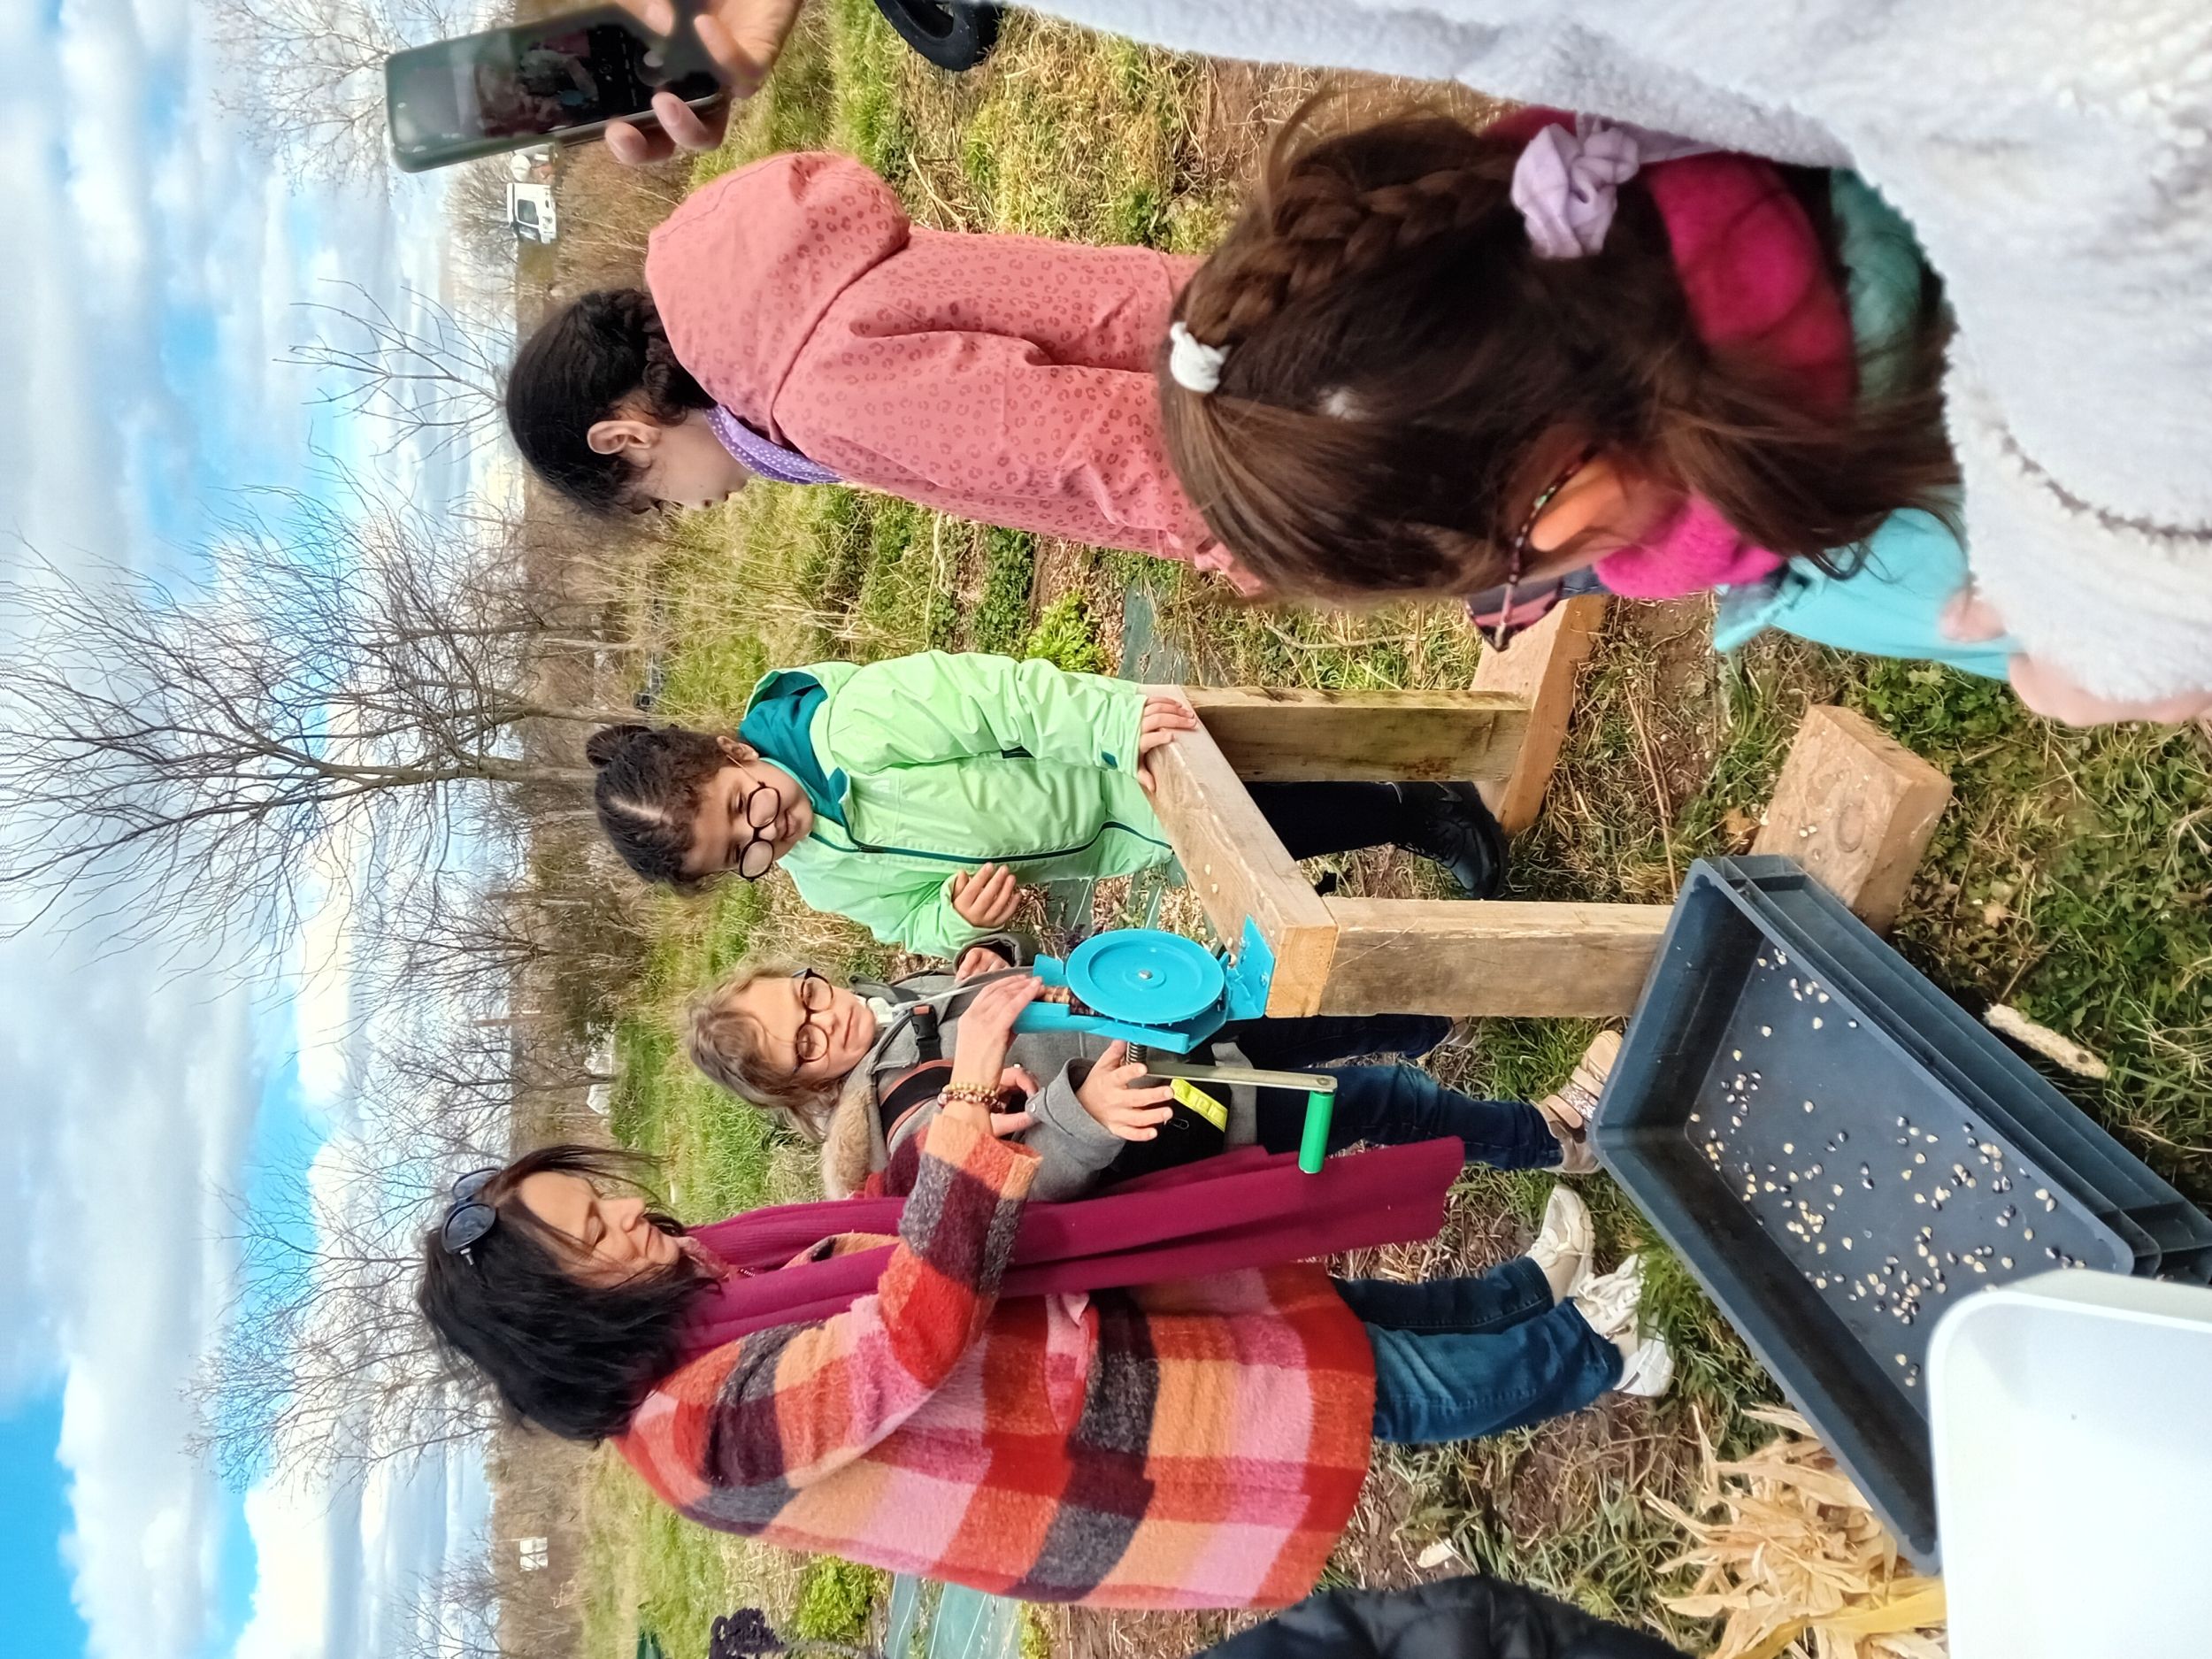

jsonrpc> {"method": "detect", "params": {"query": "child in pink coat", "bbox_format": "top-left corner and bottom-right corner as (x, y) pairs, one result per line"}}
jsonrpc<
(507, 151), (1246, 584)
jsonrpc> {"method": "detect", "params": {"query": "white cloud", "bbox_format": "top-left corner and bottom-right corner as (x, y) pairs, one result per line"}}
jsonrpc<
(0, 915), (264, 1656)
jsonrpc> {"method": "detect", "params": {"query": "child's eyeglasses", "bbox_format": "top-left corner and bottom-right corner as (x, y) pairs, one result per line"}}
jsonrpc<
(732, 782), (783, 880)
(789, 969), (836, 1073)
(1486, 449), (1594, 653)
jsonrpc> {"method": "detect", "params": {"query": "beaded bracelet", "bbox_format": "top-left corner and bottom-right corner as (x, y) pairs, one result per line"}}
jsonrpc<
(938, 1083), (1007, 1113)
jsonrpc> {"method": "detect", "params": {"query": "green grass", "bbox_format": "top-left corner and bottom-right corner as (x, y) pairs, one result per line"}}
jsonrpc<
(572, 12), (2212, 1655)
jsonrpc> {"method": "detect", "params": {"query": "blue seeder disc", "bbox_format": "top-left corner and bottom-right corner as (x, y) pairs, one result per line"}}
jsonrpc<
(1064, 930), (1225, 1027)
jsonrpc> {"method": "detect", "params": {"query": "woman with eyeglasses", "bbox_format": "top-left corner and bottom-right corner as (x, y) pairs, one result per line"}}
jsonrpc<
(680, 953), (1608, 1201)
(583, 650), (1507, 960)
(416, 975), (1671, 1609)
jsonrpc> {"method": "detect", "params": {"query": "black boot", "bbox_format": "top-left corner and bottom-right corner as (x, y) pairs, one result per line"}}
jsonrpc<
(1392, 782), (1509, 899)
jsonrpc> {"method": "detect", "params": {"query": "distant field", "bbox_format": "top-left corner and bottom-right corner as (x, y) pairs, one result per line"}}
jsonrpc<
(554, 6), (2212, 1655)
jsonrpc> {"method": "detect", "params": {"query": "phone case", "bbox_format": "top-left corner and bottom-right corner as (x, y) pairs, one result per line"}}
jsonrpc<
(384, 3), (726, 173)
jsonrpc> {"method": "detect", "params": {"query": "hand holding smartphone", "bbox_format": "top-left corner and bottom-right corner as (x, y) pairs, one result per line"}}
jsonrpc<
(384, 1), (746, 173)
(599, 0), (807, 165)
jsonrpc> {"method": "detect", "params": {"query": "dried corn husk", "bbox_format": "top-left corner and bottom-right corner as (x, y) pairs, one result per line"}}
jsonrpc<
(1654, 1408), (1947, 1659)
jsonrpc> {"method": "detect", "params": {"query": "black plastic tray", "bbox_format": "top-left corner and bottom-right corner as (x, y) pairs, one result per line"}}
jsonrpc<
(1723, 859), (2212, 1284)
(1709, 865), (2165, 1276)
(1594, 861), (2142, 1567)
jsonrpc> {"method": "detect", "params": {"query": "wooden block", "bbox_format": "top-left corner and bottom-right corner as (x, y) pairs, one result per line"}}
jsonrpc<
(1752, 704), (1952, 934)
(1145, 698), (1339, 1016)
(1178, 686), (1529, 783)
(1317, 897), (1670, 1018)
(1469, 593), (1608, 833)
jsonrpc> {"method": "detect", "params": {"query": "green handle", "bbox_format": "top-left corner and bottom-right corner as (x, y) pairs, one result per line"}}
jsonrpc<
(1298, 1087), (1334, 1174)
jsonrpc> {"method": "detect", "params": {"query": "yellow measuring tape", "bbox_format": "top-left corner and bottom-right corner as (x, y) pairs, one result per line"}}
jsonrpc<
(1169, 1077), (1229, 1131)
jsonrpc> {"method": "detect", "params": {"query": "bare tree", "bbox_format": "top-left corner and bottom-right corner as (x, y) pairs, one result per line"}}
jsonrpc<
(286, 281), (513, 467)
(206, 0), (468, 184)
(0, 475), (634, 968)
(364, 848), (656, 1036)
(445, 159), (530, 280)
(196, 994), (523, 1484)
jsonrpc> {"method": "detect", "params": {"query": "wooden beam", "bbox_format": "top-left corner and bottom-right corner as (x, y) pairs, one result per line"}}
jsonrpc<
(1179, 686), (1529, 783)
(1470, 593), (1608, 834)
(1752, 704), (1952, 934)
(1146, 697), (1339, 1016)
(1317, 897), (1669, 1018)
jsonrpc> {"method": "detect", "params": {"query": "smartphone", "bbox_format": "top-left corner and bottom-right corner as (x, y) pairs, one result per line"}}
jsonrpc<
(385, 4), (726, 173)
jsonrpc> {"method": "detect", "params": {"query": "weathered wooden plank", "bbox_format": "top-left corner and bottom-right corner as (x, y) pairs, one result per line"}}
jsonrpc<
(1145, 699), (1338, 1016)
(1469, 593), (1608, 833)
(1752, 704), (1952, 934)
(1179, 686), (1529, 783)
(1317, 897), (1669, 1018)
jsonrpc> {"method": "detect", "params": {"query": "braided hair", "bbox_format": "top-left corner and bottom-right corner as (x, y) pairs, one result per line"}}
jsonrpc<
(587, 721), (737, 887)
(506, 288), (717, 515)
(1160, 99), (1957, 600)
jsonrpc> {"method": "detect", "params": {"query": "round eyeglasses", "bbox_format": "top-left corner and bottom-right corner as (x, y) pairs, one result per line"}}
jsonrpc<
(790, 968), (836, 1073)
(731, 781), (783, 880)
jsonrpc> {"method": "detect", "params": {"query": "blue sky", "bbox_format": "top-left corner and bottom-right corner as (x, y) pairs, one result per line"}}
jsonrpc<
(0, 0), (495, 1655)
(1, 1395), (94, 1656)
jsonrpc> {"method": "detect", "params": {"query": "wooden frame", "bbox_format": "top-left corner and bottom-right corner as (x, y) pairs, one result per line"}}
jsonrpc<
(1148, 672), (1671, 1018)
(1145, 667), (1952, 1018)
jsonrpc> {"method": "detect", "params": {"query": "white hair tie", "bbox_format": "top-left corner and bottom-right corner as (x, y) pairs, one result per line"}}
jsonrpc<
(1168, 321), (1229, 395)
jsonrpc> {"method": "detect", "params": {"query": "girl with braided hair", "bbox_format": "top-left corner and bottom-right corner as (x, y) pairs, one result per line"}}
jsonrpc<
(1159, 102), (2012, 678)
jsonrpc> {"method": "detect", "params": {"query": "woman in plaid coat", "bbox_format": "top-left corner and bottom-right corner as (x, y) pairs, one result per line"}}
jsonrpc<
(418, 978), (1671, 1609)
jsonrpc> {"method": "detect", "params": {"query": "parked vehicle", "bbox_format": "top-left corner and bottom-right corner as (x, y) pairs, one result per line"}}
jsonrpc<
(505, 180), (558, 243)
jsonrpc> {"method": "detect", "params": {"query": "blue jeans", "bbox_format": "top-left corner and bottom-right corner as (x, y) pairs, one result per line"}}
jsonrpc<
(1339, 1257), (1623, 1445)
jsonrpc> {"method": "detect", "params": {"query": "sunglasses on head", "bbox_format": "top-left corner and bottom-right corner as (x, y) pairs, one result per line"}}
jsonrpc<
(440, 1166), (502, 1257)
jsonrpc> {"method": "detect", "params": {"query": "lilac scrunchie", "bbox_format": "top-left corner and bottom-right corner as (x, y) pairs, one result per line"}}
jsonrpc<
(1510, 117), (1715, 260)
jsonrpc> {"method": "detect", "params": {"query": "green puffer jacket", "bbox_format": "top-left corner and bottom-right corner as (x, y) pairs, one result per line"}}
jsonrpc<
(753, 651), (1171, 957)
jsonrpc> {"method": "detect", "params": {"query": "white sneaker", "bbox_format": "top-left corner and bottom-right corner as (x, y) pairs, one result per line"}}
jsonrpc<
(1569, 1250), (1649, 1339)
(1525, 1185), (1594, 1302)
(1570, 1252), (1677, 1399)
(1613, 1334), (1676, 1398)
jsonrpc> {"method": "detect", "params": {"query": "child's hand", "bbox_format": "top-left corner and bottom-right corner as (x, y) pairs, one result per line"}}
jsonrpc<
(1075, 1041), (1177, 1141)
(954, 944), (1013, 981)
(949, 864), (1023, 928)
(1134, 695), (1200, 792)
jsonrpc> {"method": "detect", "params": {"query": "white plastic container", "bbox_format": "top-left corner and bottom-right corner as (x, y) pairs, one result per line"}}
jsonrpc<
(1929, 1271), (2212, 1658)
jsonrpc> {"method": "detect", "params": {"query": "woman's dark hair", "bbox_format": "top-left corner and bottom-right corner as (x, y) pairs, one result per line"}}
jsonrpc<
(587, 722), (737, 888)
(416, 1145), (704, 1442)
(1160, 99), (1959, 601)
(506, 288), (716, 516)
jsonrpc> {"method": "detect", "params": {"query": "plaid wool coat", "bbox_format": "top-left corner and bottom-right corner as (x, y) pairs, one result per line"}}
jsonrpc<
(616, 1112), (1378, 1608)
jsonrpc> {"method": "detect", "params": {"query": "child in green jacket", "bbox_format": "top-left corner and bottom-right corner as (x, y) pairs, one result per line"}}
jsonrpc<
(586, 650), (1504, 959)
